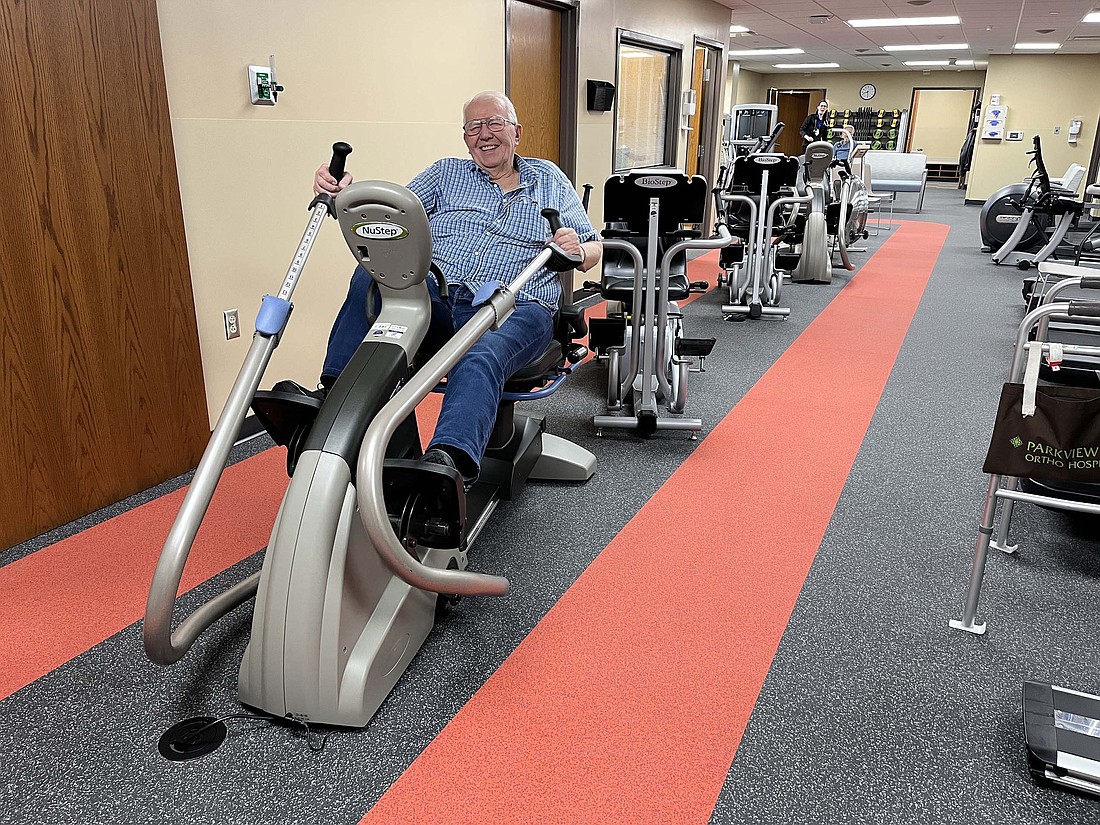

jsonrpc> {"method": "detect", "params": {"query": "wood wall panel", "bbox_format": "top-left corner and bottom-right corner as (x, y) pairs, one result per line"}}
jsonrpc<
(0, 0), (208, 550)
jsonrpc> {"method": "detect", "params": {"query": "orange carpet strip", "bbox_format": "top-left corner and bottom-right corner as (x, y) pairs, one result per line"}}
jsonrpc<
(361, 222), (949, 823)
(0, 447), (289, 700)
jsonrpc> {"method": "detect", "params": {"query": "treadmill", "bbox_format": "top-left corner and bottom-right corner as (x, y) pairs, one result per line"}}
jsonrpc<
(1024, 680), (1100, 797)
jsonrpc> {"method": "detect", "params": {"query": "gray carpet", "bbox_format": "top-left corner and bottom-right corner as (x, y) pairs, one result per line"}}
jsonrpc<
(2, 187), (1097, 823)
(710, 185), (1100, 825)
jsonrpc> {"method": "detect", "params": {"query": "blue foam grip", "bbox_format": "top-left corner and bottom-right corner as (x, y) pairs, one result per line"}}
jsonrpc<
(472, 281), (504, 307)
(256, 295), (293, 337)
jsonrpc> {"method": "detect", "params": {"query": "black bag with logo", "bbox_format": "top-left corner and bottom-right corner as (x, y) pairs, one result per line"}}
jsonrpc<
(982, 346), (1100, 484)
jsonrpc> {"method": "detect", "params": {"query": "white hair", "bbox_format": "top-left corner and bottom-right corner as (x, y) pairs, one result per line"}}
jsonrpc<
(463, 91), (518, 124)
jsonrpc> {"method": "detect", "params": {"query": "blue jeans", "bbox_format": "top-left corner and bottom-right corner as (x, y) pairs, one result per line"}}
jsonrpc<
(321, 266), (554, 474)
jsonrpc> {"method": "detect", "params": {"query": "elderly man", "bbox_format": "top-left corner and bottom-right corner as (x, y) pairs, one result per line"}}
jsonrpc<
(311, 91), (601, 483)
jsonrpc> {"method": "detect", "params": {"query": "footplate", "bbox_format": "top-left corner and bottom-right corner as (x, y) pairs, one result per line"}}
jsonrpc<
(676, 336), (716, 358)
(588, 316), (626, 354)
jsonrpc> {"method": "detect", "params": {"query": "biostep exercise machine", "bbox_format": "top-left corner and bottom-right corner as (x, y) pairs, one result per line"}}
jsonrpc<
(586, 169), (731, 436)
(145, 145), (594, 728)
(718, 153), (812, 316)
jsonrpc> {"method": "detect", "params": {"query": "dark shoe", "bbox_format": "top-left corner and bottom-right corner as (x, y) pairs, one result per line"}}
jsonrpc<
(271, 379), (326, 402)
(421, 447), (458, 472)
(422, 446), (477, 489)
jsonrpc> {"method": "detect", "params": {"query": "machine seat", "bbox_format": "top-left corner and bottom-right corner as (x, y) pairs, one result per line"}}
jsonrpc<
(600, 234), (690, 303)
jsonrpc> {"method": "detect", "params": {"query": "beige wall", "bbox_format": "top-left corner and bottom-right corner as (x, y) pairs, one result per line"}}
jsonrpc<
(575, 0), (731, 222)
(966, 54), (1100, 201)
(731, 67), (767, 106)
(157, 0), (731, 425)
(724, 69), (986, 164)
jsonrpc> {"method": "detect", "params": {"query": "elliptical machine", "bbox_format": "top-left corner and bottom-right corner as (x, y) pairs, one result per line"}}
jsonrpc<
(145, 145), (595, 728)
(790, 136), (867, 283)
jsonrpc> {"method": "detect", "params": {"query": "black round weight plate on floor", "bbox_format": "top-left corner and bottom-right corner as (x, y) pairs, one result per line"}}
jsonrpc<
(158, 716), (228, 761)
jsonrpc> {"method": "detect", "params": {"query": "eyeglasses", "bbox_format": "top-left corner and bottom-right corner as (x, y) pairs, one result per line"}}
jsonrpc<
(463, 116), (515, 135)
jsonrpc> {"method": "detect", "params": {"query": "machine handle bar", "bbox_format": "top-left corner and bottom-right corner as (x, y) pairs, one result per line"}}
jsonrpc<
(144, 145), (352, 665)
(355, 236), (567, 597)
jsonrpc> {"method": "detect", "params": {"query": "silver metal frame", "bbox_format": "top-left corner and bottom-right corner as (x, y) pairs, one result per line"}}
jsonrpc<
(722, 162), (811, 317)
(951, 297), (1100, 635)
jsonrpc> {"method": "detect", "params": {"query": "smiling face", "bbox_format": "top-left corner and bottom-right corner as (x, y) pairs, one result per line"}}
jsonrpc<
(462, 96), (522, 178)
(816, 102), (829, 117)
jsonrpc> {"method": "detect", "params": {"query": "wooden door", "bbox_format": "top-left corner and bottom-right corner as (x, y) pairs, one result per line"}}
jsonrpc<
(508, 0), (562, 167)
(0, 0), (208, 549)
(777, 93), (811, 157)
(686, 47), (706, 176)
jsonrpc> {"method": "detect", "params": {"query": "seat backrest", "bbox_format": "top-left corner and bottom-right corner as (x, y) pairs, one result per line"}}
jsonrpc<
(730, 153), (800, 195)
(802, 141), (834, 184)
(1058, 164), (1087, 195)
(864, 150), (927, 184)
(603, 170), (707, 235)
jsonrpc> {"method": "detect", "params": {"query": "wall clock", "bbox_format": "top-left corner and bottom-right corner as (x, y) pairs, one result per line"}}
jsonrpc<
(859, 83), (877, 101)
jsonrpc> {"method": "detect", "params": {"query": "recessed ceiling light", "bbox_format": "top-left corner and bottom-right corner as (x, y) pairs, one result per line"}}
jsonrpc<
(954, 60), (987, 67)
(882, 43), (969, 51)
(1014, 42), (1061, 49)
(848, 16), (960, 28)
(730, 25), (750, 33)
(904, 60), (950, 66)
(1085, 12), (1100, 23)
(727, 47), (805, 56)
(773, 62), (840, 69)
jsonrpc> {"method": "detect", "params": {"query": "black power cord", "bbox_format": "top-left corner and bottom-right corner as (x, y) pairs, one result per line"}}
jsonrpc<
(158, 710), (332, 761)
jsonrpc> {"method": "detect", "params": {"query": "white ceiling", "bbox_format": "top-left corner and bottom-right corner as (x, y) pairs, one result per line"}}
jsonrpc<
(716, 0), (1100, 73)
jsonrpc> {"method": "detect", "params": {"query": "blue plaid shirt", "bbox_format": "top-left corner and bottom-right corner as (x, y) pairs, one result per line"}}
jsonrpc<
(407, 155), (598, 312)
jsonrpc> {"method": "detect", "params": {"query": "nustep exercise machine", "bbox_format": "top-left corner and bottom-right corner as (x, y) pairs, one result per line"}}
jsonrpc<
(145, 144), (594, 728)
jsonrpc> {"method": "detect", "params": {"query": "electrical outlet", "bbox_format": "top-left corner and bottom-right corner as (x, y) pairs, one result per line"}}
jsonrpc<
(223, 308), (240, 340)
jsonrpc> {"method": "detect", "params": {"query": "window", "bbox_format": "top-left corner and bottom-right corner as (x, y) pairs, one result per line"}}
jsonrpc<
(614, 32), (681, 172)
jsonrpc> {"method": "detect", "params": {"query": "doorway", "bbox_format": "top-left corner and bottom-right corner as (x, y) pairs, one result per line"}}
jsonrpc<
(906, 87), (980, 184)
(775, 88), (827, 157)
(686, 38), (722, 180)
(507, 0), (578, 180)
(687, 37), (723, 227)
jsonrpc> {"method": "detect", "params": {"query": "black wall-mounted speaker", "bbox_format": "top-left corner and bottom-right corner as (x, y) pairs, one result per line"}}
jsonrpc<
(586, 80), (615, 112)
